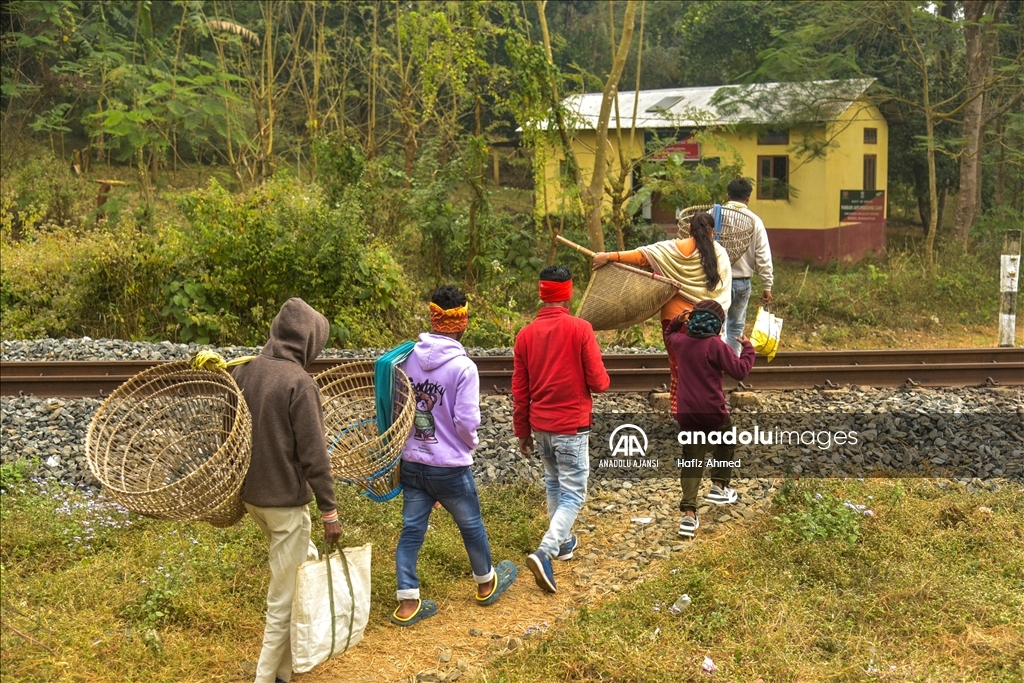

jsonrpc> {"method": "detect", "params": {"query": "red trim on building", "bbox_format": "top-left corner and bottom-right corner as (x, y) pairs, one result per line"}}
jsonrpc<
(766, 221), (887, 265)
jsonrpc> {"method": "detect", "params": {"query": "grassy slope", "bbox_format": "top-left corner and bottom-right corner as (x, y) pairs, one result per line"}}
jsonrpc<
(482, 479), (1024, 683)
(0, 479), (547, 683)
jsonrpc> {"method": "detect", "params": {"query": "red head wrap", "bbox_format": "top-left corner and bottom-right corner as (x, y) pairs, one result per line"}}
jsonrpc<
(539, 279), (573, 303)
(429, 302), (468, 333)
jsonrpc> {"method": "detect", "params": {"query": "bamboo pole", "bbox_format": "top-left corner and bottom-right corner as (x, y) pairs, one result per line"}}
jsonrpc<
(555, 235), (698, 303)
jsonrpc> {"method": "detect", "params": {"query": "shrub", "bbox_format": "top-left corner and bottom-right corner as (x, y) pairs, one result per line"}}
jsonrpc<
(171, 176), (415, 346)
(1, 217), (178, 340)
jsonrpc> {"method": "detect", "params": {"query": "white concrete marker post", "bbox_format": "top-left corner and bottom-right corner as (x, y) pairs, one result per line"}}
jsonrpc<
(999, 230), (1021, 347)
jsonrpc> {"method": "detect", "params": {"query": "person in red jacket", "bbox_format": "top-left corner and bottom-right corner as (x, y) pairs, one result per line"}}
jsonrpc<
(664, 299), (755, 539)
(513, 265), (610, 593)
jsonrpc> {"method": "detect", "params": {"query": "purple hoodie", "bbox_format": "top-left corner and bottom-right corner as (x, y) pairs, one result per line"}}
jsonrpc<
(399, 333), (480, 467)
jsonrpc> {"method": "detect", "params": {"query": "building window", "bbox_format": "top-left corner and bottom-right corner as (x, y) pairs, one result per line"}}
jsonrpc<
(863, 154), (877, 191)
(758, 156), (789, 200)
(757, 129), (790, 145)
(864, 127), (877, 144)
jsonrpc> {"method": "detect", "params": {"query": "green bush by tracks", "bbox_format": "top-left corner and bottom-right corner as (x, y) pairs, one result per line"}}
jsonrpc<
(171, 176), (413, 346)
(1, 170), (415, 346)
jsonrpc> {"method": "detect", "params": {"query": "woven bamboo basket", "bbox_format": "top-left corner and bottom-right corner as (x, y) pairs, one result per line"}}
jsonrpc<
(85, 361), (252, 528)
(676, 204), (756, 264)
(577, 264), (679, 331)
(315, 361), (416, 502)
(557, 235), (695, 331)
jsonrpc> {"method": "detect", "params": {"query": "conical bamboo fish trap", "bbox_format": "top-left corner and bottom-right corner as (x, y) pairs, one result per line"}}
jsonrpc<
(577, 265), (679, 331)
(676, 204), (756, 264)
(85, 361), (252, 528)
(315, 361), (416, 502)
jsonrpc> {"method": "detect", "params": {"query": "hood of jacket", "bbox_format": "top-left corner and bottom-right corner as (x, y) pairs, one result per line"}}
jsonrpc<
(261, 298), (329, 367)
(414, 332), (467, 371)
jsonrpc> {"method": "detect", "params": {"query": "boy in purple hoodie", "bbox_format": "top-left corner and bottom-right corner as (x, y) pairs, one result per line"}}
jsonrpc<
(391, 285), (518, 626)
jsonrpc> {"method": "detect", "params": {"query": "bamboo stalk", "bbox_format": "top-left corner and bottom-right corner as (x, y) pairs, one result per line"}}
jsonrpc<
(0, 618), (55, 653)
(554, 235), (696, 303)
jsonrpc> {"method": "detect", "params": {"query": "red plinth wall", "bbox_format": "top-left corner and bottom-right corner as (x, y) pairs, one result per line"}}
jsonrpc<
(766, 221), (887, 265)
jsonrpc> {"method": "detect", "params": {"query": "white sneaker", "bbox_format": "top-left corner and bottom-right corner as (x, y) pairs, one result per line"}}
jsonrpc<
(678, 514), (700, 538)
(705, 485), (738, 505)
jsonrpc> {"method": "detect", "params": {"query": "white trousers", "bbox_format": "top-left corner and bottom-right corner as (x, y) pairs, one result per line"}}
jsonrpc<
(246, 503), (319, 683)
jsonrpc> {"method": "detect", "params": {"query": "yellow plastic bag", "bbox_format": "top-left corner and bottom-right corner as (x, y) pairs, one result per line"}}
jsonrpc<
(750, 306), (783, 362)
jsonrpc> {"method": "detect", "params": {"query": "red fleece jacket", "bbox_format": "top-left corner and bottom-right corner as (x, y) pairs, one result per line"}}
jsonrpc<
(512, 307), (610, 436)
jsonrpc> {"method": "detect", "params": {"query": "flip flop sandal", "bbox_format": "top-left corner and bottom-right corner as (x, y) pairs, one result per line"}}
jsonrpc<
(390, 598), (438, 627)
(476, 559), (518, 606)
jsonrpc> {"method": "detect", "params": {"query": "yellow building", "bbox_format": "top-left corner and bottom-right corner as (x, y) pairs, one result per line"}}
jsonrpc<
(535, 79), (889, 264)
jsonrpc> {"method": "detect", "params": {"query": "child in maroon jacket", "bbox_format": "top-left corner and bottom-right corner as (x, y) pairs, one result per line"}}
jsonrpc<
(664, 299), (755, 538)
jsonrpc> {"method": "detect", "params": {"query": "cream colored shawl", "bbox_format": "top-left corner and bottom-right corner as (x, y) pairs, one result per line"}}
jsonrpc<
(637, 240), (732, 312)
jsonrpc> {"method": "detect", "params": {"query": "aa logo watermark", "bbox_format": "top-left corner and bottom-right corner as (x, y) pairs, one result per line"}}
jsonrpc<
(600, 425), (659, 468)
(609, 424), (648, 457)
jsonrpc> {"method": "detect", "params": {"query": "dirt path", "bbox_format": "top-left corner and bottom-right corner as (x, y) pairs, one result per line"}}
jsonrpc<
(297, 478), (778, 683)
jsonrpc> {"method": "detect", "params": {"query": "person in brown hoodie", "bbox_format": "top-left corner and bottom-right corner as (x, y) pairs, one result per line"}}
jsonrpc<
(231, 298), (341, 683)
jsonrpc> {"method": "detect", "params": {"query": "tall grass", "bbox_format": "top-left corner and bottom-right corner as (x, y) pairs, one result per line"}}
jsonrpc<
(0, 479), (546, 683)
(485, 479), (1024, 682)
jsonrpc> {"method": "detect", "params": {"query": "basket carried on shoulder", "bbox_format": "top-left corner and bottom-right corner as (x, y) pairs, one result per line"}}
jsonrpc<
(315, 361), (416, 502)
(85, 360), (252, 528)
(676, 204), (755, 264)
(557, 235), (694, 331)
(578, 264), (679, 331)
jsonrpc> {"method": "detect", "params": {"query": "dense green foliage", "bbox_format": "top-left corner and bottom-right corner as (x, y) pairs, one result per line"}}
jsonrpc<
(1, 1), (1021, 345)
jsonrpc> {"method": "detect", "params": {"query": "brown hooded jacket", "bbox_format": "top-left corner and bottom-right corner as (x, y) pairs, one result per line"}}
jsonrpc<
(232, 298), (338, 512)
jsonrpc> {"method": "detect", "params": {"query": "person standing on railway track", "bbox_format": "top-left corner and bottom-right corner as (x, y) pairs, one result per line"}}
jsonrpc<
(723, 178), (774, 356)
(514, 265), (610, 594)
(231, 297), (341, 683)
(591, 212), (731, 416)
(664, 299), (754, 539)
(392, 285), (518, 627)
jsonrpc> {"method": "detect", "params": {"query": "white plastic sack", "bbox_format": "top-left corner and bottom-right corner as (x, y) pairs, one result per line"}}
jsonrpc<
(291, 543), (371, 674)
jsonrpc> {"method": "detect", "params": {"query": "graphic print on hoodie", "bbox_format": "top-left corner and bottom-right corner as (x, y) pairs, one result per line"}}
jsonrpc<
(399, 332), (481, 467)
(413, 380), (443, 443)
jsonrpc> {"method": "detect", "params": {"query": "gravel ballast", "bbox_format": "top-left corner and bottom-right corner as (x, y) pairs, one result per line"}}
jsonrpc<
(3, 338), (1021, 506)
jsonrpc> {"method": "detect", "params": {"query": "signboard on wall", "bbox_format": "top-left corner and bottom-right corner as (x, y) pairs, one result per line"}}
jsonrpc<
(644, 130), (700, 161)
(840, 190), (885, 223)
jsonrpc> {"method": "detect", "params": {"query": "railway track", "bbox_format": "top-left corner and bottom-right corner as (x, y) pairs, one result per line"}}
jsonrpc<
(1, 349), (1021, 398)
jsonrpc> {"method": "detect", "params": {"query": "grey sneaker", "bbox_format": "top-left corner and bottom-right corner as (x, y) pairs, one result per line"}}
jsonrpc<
(678, 514), (700, 538)
(705, 485), (738, 505)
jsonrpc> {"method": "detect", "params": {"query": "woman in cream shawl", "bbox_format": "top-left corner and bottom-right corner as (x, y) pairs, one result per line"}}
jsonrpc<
(592, 212), (731, 413)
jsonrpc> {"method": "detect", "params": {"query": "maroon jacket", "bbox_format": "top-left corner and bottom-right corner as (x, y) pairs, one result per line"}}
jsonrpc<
(232, 298), (337, 513)
(665, 330), (755, 431)
(512, 306), (610, 437)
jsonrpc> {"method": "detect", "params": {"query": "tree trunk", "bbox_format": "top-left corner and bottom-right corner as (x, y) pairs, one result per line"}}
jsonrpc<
(937, 184), (948, 235)
(922, 110), (939, 267)
(537, 0), (585, 221)
(582, 0), (639, 252)
(952, 1), (1001, 250)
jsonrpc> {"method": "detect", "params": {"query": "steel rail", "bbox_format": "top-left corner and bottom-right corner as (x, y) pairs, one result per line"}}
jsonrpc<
(1, 349), (1021, 398)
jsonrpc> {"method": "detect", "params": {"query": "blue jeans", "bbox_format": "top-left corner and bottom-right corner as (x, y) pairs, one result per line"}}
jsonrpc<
(727, 277), (751, 356)
(534, 431), (590, 559)
(395, 460), (494, 600)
